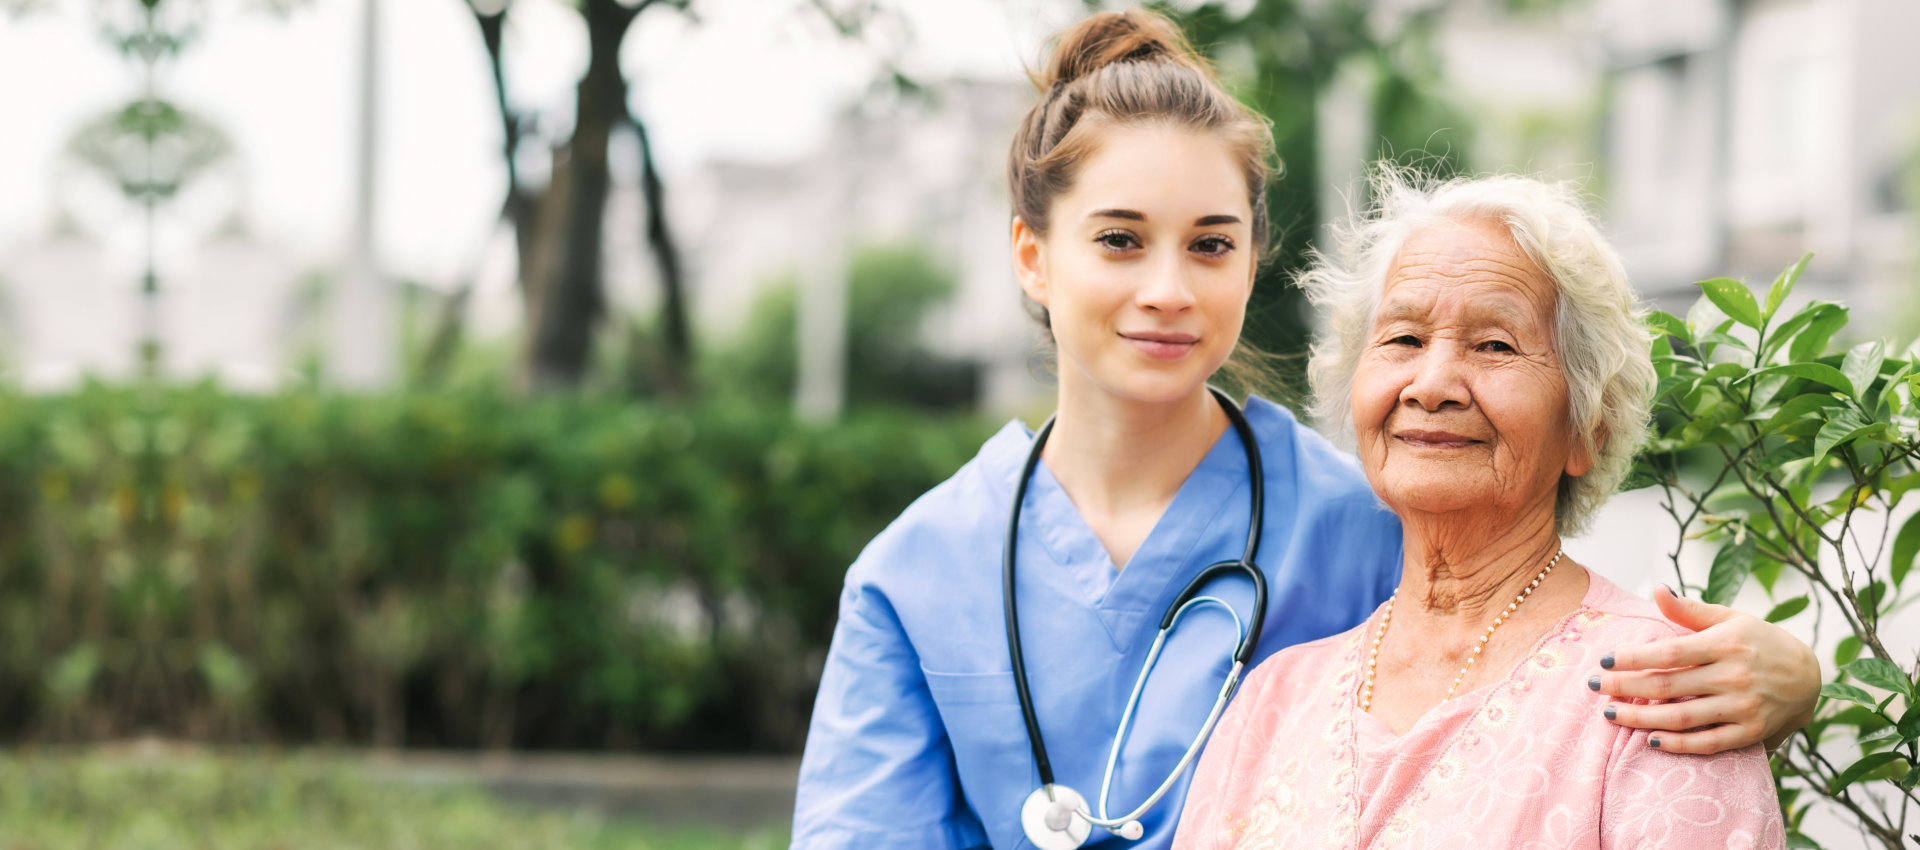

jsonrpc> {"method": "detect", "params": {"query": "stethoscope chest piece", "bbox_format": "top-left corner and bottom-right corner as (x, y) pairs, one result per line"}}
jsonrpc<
(1020, 784), (1093, 850)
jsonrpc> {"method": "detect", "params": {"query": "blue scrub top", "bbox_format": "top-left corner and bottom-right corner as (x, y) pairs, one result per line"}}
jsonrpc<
(792, 397), (1403, 849)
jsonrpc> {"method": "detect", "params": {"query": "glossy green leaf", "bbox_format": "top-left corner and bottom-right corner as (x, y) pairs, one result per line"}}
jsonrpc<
(1892, 511), (1920, 587)
(1791, 304), (1849, 361)
(1812, 410), (1875, 467)
(1766, 303), (1827, 362)
(1830, 751), (1907, 793)
(1764, 596), (1809, 623)
(1760, 394), (1845, 434)
(1859, 724), (1902, 745)
(1841, 340), (1887, 404)
(1647, 310), (1690, 341)
(1702, 362), (1747, 382)
(1651, 334), (1676, 379)
(1845, 657), (1913, 697)
(1749, 371), (1796, 408)
(1679, 400), (1745, 445)
(1699, 277), (1763, 328)
(1703, 535), (1756, 606)
(1819, 682), (1875, 706)
(1766, 253), (1811, 319)
(1861, 580), (1889, 617)
(1899, 702), (1920, 742)
(1836, 635), (1864, 667)
(1654, 375), (1696, 404)
(1698, 331), (1753, 354)
(1751, 554), (1783, 593)
(1878, 360), (1914, 413)
(1748, 363), (1854, 397)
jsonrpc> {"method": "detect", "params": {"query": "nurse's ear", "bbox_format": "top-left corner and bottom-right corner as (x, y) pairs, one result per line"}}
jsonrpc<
(1012, 217), (1049, 308)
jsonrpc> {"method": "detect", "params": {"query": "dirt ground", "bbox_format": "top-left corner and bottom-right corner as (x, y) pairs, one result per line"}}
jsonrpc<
(358, 748), (804, 829)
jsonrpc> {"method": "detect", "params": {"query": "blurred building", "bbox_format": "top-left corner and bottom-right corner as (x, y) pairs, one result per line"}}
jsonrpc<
(0, 215), (307, 392)
(1600, 0), (1920, 324)
(0, 223), (143, 390)
(641, 79), (1044, 415)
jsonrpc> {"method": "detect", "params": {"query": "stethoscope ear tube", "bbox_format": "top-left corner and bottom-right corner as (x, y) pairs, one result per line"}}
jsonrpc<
(1159, 561), (1267, 665)
(1006, 413), (1060, 787)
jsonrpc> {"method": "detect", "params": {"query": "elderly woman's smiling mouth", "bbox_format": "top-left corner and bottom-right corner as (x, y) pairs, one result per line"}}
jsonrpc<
(1392, 428), (1482, 449)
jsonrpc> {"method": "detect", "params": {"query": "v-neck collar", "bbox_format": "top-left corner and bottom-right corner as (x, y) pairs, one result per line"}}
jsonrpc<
(1012, 412), (1258, 654)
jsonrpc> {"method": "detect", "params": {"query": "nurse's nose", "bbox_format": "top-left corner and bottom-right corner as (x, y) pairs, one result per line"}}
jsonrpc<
(1135, 254), (1196, 314)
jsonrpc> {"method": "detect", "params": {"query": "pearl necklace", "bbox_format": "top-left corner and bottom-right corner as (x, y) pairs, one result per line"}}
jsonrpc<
(1360, 549), (1565, 713)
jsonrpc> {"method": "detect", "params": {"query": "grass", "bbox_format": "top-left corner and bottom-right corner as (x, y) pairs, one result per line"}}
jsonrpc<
(0, 749), (788, 850)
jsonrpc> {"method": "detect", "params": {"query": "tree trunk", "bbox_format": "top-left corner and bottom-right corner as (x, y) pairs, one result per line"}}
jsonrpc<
(628, 114), (693, 397)
(524, 0), (636, 390)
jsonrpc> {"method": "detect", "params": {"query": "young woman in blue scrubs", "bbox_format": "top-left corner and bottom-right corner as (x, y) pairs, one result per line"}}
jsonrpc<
(792, 10), (1818, 849)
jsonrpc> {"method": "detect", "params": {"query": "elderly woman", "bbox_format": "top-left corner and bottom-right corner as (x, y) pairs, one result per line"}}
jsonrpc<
(1172, 174), (1785, 848)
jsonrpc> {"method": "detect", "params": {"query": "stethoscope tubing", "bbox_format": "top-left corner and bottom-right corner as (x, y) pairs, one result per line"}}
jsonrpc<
(1003, 386), (1269, 815)
(1092, 596), (1246, 827)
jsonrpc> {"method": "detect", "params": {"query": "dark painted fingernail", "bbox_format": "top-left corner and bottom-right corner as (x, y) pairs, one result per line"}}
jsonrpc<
(1660, 583), (1678, 598)
(1604, 705), (1617, 721)
(1600, 653), (1615, 670)
(1588, 675), (1601, 692)
(1650, 736), (1662, 749)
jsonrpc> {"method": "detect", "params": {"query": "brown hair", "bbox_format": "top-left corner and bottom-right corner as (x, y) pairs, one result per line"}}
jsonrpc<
(1007, 8), (1274, 242)
(1008, 8), (1283, 396)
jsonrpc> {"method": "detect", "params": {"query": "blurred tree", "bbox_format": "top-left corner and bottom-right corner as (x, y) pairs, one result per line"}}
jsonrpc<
(722, 243), (977, 411)
(1164, 0), (1473, 405)
(454, 0), (902, 396)
(458, 0), (695, 395)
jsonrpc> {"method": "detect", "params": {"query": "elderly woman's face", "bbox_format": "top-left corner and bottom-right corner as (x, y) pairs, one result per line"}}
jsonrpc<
(1351, 218), (1592, 519)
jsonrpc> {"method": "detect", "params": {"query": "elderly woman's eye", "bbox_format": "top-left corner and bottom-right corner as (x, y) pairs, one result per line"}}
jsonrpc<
(1481, 340), (1516, 353)
(1388, 334), (1421, 347)
(1095, 230), (1140, 252)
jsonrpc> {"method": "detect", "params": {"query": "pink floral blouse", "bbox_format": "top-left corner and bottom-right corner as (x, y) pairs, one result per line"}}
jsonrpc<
(1173, 569), (1784, 849)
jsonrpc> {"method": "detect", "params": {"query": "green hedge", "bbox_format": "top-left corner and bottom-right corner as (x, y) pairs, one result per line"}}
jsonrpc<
(0, 383), (994, 750)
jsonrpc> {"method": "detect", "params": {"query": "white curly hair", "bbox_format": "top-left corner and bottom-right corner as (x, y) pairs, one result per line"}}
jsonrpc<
(1299, 169), (1657, 536)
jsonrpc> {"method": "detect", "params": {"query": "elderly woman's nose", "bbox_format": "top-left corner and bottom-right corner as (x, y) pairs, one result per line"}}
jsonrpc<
(1136, 255), (1198, 312)
(1399, 346), (1471, 411)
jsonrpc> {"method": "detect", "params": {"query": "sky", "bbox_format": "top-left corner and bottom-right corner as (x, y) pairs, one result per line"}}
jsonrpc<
(0, 0), (1073, 288)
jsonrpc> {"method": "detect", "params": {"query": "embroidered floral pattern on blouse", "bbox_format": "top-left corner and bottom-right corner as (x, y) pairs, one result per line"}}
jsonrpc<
(1171, 573), (1785, 850)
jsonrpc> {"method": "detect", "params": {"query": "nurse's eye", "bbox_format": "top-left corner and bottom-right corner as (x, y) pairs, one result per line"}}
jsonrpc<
(1190, 235), (1235, 258)
(1095, 230), (1140, 253)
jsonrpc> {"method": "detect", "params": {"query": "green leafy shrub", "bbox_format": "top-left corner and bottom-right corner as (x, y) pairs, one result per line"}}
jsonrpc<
(0, 384), (993, 750)
(1636, 255), (1920, 848)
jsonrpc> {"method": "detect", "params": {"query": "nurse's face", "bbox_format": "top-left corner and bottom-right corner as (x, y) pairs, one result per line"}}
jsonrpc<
(1012, 124), (1256, 408)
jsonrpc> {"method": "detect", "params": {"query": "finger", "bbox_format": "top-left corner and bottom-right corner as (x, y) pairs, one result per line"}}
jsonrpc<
(1601, 694), (1756, 733)
(1598, 628), (1727, 673)
(1591, 665), (1740, 701)
(1642, 723), (1763, 756)
(1651, 584), (1738, 631)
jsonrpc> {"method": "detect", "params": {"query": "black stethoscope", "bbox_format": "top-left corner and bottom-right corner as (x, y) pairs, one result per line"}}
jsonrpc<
(1005, 387), (1269, 849)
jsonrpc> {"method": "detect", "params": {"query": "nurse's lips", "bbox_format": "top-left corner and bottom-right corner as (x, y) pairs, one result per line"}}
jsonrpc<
(1120, 330), (1198, 360)
(1394, 429), (1481, 449)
